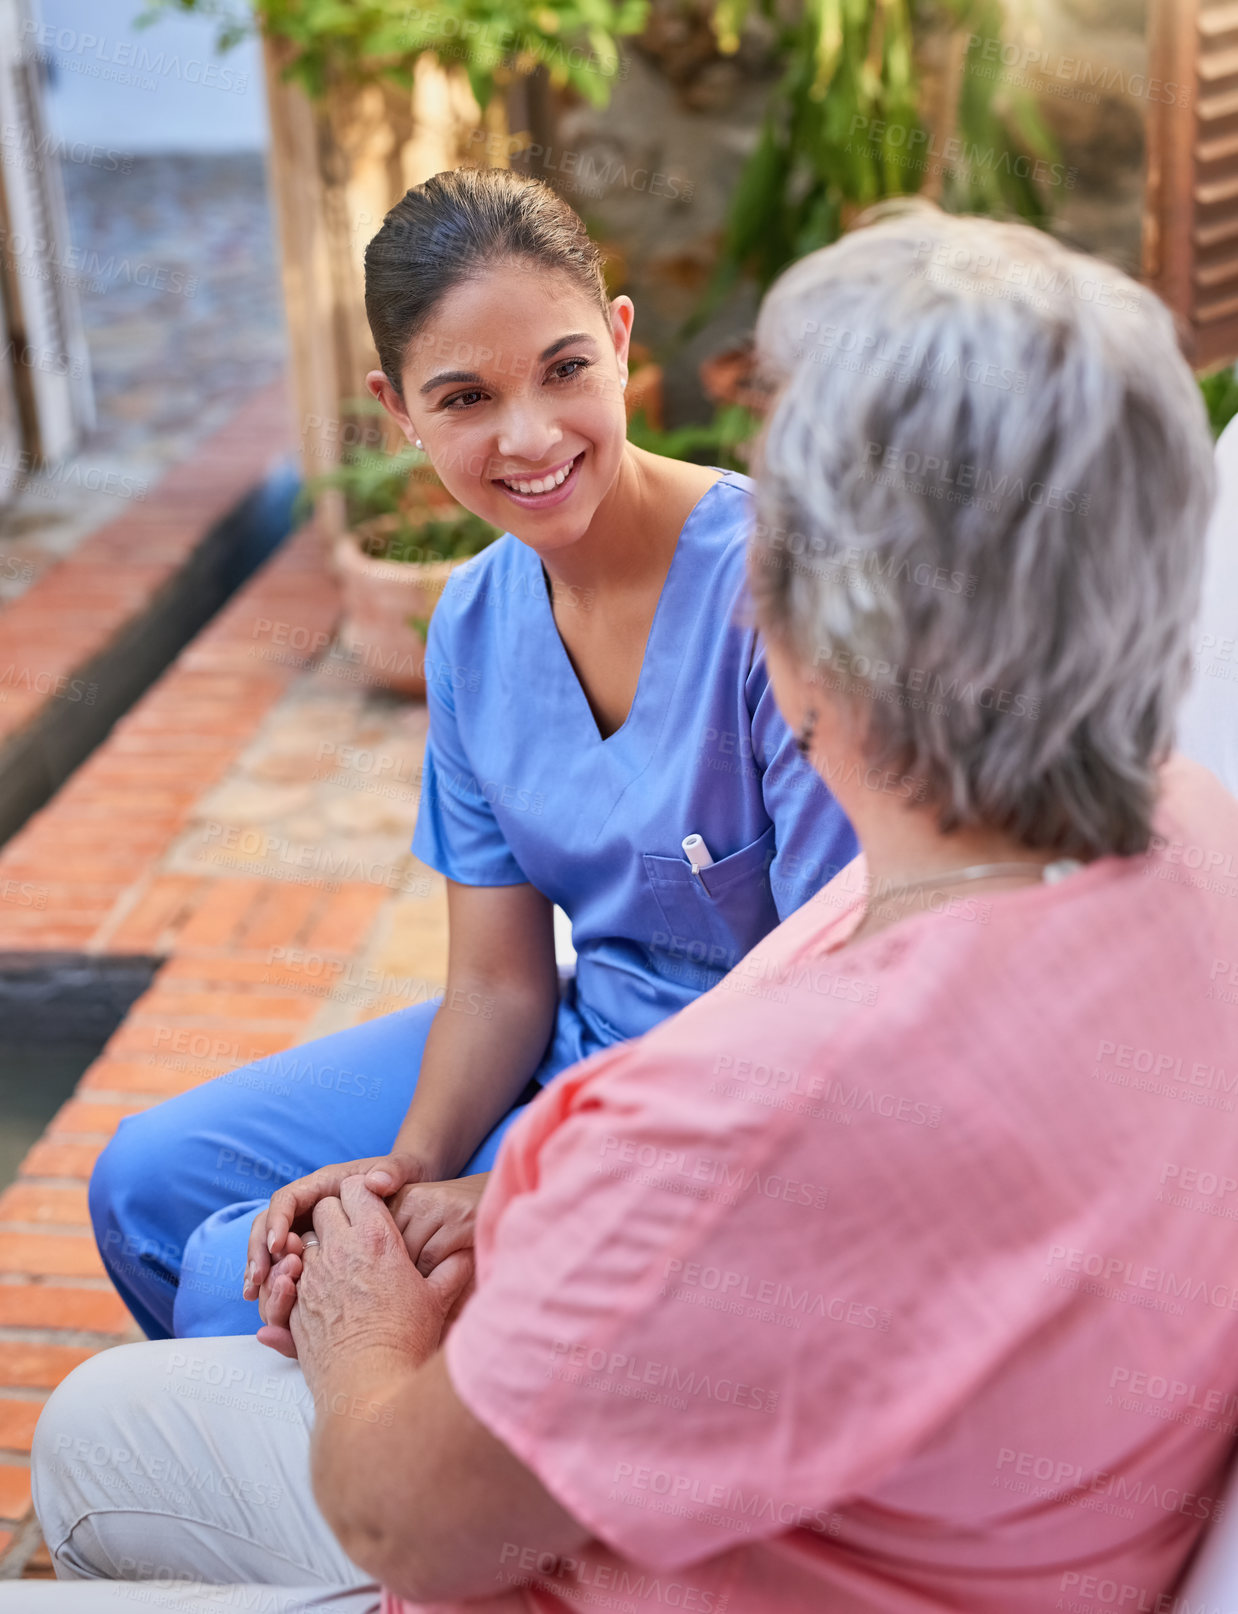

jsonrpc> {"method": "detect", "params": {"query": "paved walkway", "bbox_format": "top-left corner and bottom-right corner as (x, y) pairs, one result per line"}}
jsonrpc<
(0, 405), (447, 1575)
(0, 152), (286, 611)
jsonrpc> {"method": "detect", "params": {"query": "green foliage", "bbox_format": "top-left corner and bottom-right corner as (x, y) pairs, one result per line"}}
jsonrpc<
(625, 402), (762, 470)
(1199, 364), (1238, 442)
(299, 443), (500, 563)
(683, 0), (1060, 337)
(297, 441), (429, 525)
(939, 0), (1055, 219)
(136, 0), (648, 108)
(375, 508), (500, 564)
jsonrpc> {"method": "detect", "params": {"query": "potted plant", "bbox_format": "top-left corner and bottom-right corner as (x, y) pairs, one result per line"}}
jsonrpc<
(303, 442), (500, 698)
(623, 340), (665, 430)
(698, 339), (775, 418)
(685, 0), (1061, 409)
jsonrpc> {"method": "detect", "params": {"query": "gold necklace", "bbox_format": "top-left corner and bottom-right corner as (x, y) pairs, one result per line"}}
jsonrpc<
(867, 858), (1082, 907)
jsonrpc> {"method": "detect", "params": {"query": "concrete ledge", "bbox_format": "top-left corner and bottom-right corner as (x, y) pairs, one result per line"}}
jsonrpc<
(0, 381), (296, 849)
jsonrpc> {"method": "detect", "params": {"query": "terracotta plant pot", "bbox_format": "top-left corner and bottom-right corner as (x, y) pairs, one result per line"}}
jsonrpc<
(332, 515), (463, 699)
(626, 361), (664, 429)
(699, 337), (775, 416)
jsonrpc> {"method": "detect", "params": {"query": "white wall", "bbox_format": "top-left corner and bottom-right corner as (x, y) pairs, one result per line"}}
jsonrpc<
(36, 0), (267, 152)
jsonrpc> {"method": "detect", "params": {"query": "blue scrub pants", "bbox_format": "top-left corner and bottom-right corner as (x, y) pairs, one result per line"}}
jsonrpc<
(88, 1003), (531, 1340)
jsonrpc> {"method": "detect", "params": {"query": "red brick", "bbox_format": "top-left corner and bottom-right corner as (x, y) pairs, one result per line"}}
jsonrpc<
(131, 990), (316, 1025)
(0, 1342), (95, 1390)
(0, 912), (112, 939)
(158, 956), (302, 985)
(79, 752), (209, 779)
(0, 1235), (105, 1279)
(302, 884), (388, 954)
(0, 1464), (30, 1522)
(0, 925), (99, 951)
(22, 1539), (54, 1576)
(1, 858), (139, 884)
(175, 880), (269, 948)
(110, 732), (236, 758)
(0, 895), (112, 923)
(0, 1286), (131, 1335)
(129, 706), (274, 733)
(239, 882), (324, 949)
(22, 826), (174, 855)
(105, 878), (200, 950)
(19, 1142), (104, 1181)
(0, 1184), (90, 1227)
(78, 1059), (215, 1099)
(46, 1100), (148, 1139)
(2, 882), (124, 904)
(0, 1400), (44, 1454)
(102, 1021), (287, 1067)
(55, 791), (194, 814)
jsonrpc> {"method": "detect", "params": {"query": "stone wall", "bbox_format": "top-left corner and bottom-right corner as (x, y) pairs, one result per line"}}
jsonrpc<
(997, 0), (1150, 275)
(509, 0), (784, 423)
(534, 0), (1153, 423)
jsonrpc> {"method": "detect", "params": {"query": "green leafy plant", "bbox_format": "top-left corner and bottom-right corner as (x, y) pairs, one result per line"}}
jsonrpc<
(136, 0), (649, 107)
(626, 401), (762, 469)
(296, 441), (427, 524)
(1199, 364), (1238, 442)
(377, 509), (501, 564)
(684, 0), (1059, 336)
(299, 443), (501, 563)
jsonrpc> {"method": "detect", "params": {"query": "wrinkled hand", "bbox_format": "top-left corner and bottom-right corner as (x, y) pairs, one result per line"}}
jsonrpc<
(244, 1152), (431, 1303)
(255, 1230), (307, 1359)
(274, 1176), (473, 1387)
(388, 1172), (490, 1276)
(256, 1176), (484, 1359)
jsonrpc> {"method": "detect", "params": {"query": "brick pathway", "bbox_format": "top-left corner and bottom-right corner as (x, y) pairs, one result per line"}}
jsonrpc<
(0, 399), (449, 1575)
(0, 379), (292, 771)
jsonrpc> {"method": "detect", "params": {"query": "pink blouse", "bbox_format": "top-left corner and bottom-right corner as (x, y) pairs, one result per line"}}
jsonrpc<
(388, 755), (1238, 1612)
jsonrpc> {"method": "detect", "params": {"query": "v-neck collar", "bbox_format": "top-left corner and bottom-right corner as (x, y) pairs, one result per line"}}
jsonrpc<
(534, 471), (731, 746)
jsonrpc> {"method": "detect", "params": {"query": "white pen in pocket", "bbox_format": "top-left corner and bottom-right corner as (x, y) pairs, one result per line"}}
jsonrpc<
(682, 833), (715, 875)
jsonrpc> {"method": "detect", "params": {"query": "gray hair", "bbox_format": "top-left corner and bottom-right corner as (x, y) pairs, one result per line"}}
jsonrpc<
(747, 200), (1217, 858)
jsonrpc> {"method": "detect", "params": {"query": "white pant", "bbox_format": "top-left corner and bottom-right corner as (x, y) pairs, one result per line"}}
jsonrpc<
(4, 1335), (383, 1613)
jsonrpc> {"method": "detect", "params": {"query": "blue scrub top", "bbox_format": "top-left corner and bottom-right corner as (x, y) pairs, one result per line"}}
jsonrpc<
(411, 467), (858, 1083)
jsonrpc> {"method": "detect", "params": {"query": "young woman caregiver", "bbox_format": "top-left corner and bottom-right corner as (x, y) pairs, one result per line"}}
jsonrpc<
(88, 165), (857, 1340)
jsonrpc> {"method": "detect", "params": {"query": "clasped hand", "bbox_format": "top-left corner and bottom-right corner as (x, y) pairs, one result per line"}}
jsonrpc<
(255, 1175), (475, 1379)
(253, 1170), (488, 1360)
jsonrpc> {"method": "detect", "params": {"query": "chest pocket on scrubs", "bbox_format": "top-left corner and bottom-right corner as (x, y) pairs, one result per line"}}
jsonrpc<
(644, 822), (779, 975)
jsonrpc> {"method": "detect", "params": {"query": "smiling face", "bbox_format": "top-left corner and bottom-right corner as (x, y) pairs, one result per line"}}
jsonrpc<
(366, 259), (633, 557)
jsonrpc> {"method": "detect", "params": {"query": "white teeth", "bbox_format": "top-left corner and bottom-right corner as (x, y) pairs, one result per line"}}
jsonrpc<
(502, 456), (576, 495)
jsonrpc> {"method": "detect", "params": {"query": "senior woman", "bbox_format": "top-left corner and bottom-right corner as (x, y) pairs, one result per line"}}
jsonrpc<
(16, 203), (1238, 1613)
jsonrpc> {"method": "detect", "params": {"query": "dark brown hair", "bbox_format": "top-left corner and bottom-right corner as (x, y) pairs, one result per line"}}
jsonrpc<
(364, 166), (611, 397)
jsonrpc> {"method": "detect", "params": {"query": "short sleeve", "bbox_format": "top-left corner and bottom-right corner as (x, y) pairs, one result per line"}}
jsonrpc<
(745, 639), (859, 919)
(410, 594), (527, 886)
(442, 1048), (863, 1571)
(443, 986), (1089, 1573)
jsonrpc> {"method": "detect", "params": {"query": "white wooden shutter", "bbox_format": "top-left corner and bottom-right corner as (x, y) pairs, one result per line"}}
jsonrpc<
(0, 0), (94, 468)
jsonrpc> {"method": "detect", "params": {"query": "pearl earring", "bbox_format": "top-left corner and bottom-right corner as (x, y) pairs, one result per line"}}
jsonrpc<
(414, 438), (423, 448)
